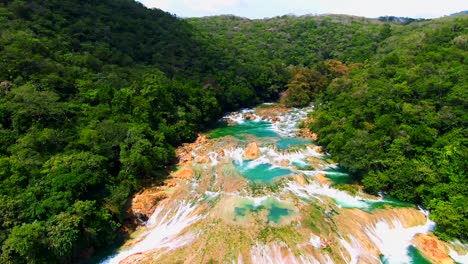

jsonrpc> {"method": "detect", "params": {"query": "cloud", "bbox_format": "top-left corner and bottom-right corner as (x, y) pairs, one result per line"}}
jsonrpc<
(183, 0), (245, 12)
(138, 0), (171, 10)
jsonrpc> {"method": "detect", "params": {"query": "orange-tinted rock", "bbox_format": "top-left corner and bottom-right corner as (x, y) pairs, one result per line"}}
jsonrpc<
(315, 173), (331, 185)
(172, 167), (194, 180)
(272, 116), (281, 122)
(413, 234), (454, 264)
(196, 156), (210, 164)
(131, 188), (168, 221)
(164, 179), (178, 187)
(310, 133), (319, 141)
(121, 252), (149, 264)
(244, 142), (260, 160)
(315, 146), (325, 154)
(294, 174), (307, 186)
(195, 134), (207, 144)
(244, 113), (256, 120)
(280, 159), (289, 167)
(178, 153), (193, 164)
(217, 149), (225, 156)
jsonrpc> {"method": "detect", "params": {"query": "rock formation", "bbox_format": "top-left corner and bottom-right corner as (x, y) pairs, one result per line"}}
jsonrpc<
(244, 142), (260, 159)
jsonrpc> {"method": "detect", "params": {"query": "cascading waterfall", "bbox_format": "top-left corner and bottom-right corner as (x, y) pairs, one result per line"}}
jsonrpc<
(365, 210), (435, 264)
(102, 103), (467, 264)
(103, 201), (203, 264)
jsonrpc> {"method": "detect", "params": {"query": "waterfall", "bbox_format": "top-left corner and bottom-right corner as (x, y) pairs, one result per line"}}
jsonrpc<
(102, 200), (203, 264)
(365, 209), (435, 264)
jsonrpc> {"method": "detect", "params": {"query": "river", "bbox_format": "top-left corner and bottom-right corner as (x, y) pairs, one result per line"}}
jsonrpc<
(101, 104), (467, 264)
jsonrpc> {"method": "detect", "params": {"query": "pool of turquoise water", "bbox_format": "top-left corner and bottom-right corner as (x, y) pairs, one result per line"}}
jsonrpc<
(234, 198), (295, 224)
(234, 160), (295, 183)
(276, 137), (312, 150)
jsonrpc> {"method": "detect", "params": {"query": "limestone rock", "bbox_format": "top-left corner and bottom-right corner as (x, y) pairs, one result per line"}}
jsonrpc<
(315, 173), (331, 185)
(280, 159), (289, 167)
(413, 234), (454, 264)
(131, 188), (168, 222)
(164, 179), (178, 187)
(121, 252), (148, 264)
(172, 167), (194, 180)
(310, 132), (319, 141)
(314, 146), (325, 154)
(294, 174), (307, 186)
(244, 113), (256, 120)
(244, 142), (259, 160)
(196, 155), (210, 164)
(217, 149), (225, 156)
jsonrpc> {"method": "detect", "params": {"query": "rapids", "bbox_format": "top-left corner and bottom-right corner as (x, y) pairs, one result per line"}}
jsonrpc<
(101, 104), (467, 264)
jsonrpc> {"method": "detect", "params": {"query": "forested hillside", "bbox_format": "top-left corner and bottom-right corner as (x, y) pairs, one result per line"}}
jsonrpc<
(309, 16), (468, 241)
(191, 14), (468, 241)
(0, 0), (282, 263)
(0, 0), (466, 262)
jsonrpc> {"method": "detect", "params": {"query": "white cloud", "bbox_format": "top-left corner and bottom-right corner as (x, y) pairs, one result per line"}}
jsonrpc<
(138, 0), (171, 10)
(183, 0), (244, 12)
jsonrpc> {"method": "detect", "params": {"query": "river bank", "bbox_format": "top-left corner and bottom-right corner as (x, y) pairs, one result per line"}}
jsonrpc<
(101, 103), (467, 264)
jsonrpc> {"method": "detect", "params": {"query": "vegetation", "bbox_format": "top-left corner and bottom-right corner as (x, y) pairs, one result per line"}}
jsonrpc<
(0, 0), (466, 262)
(309, 16), (468, 241)
(0, 0), (281, 262)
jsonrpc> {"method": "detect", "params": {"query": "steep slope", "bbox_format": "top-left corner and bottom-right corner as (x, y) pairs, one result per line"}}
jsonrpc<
(309, 15), (468, 241)
(1, 1), (466, 262)
(0, 1), (229, 263)
(188, 14), (392, 66)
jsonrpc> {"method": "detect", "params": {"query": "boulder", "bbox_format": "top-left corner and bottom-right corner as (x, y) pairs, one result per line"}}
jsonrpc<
(315, 146), (325, 154)
(131, 189), (168, 222)
(413, 234), (454, 264)
(310, 133), (319, 141)
(244, 113), (256, 120)
(244, 142), (260, 160)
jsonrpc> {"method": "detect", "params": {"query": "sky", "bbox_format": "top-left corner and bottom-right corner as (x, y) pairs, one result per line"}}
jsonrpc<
(137, 0), (467, 19)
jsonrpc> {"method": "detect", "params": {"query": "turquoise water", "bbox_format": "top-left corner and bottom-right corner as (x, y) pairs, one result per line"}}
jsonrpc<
(268, 204), (291, 224)
(210, 121), (279, 139)
(407, 246), (432, 264)
(379, 246), (432, 264)
(323, 167), (352, 185)
(276, 138), (312, 150)
(234, 160), (295, 183)
(234, 198), (295, 224)
(292, 160), (310, 169)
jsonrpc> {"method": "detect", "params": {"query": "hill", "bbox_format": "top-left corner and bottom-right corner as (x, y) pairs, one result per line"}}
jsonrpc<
(309, 16), (468, 240)
(0, 1), (466, 262)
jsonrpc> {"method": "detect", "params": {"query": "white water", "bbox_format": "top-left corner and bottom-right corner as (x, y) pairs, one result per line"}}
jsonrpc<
(309, 234), (322, 249)
(102, 104), (453, 263)
(365, 209), (435, 264)
(449, 248), (468, 263)
(449, 240), (468, 263)
(223, 109), (262, 124)
(271, 107), (313, 137)
(250, 242), (320, 264)
(285, 181), (375, 209)
(103, 201), (203, 264)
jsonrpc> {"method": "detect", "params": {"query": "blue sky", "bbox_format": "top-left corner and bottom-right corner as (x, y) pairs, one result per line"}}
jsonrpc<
(137, 0), (467, 19)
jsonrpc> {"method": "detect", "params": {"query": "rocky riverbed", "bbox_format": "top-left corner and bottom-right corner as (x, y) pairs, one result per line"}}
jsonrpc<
(102, 104), (467, 264)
